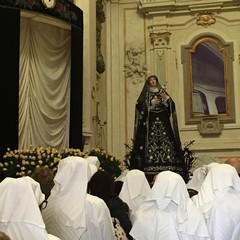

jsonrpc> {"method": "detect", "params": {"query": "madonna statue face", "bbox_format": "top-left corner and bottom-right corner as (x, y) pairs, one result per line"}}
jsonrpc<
(148, 77), (158, 87)
(147, 75), (159, 87)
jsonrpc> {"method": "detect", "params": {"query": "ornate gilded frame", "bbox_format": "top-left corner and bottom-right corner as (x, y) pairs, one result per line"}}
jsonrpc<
(181, 34), (235, 125)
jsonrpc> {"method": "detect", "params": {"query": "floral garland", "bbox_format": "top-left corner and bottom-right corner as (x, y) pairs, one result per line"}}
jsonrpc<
(0, 146), (128, 181)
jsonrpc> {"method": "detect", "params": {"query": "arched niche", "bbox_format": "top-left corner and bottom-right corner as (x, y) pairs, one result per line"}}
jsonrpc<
(181, 34), (235, 125)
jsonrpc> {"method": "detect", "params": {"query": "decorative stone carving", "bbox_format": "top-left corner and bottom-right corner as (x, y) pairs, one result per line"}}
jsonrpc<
(149, 32), (171, 48)
(124, 45), (148, 84)
(96, 0), (105, 74)
(197, 117), (223, 135)
(196, 12), (216, 28)
(156, 49), (165, 61)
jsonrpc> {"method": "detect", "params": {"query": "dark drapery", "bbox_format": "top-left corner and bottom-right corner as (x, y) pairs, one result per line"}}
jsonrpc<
(0, 8), (20, 159)
(69, 26), (84, 150)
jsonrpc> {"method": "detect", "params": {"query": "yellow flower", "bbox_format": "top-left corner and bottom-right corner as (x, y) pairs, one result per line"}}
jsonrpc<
(1, 146), (127, 179)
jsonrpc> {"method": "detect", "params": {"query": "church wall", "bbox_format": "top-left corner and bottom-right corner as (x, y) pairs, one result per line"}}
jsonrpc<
(105, 0), (240, 169)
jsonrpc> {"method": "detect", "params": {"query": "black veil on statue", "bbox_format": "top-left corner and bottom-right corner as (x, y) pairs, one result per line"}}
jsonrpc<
(130, 75), (186, 175)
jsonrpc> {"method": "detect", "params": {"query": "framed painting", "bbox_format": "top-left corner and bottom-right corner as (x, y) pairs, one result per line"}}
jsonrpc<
(181, 34), (235, 125)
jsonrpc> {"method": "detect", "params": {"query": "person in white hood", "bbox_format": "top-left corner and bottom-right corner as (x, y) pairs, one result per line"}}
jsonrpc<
(186, 162), (219, 193)
(130, 171), (210, 240)
(0, 176), (60, 240)
(119, 169), (151, 222)
(192, 164), (240, 240)
(42, 156), (114, 240)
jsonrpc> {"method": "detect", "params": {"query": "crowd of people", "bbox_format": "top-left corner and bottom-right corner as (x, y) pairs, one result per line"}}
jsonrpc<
(0, 154), (240, 240)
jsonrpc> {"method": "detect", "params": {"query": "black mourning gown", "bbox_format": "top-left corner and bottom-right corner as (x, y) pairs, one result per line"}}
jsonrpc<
(132, 88), (185, 173)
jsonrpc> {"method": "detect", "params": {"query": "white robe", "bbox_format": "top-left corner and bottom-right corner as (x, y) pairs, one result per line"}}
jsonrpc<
(43, 193), (114, 240)
(119, 169), (151, 221)
(42, 156), (114, 240)
(0, 177), (60, 240)
(186, 163), (219, 192)
(130, 171), (210, 240)
(192, 164), (240, 240)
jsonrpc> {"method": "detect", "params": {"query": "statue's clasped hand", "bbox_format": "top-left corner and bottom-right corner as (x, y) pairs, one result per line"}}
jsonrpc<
(151, 96), (161, 105)
(160, 90), (169, 101)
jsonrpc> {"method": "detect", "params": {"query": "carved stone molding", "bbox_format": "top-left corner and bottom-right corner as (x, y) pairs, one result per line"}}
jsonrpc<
(149, 32), (171, 48)
(196, 12), (216, 28)
(197, 117), (223, 135)
(96, 0), (105, 74)
(156, 49), (165, 61)
(124, 45), (148, 84)
(138, 1), (240, 16)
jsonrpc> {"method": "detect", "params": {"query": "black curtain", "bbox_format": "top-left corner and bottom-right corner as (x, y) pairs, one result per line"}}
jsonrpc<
(69, 26), (84, 150)
(0, 8), (20, 160)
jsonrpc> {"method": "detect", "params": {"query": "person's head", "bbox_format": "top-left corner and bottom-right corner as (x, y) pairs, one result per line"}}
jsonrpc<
(0, 177), (46, 231)
(88, 170), (115, 203)
(224, 157), (240, 175)
(30, 166), (55, 199)
(0, 231), (11, 240)
(30, 166), (55, 184)
(152, 171), (189, 202)
(85, 156), (101, 169)
(147, 75), (158, 87)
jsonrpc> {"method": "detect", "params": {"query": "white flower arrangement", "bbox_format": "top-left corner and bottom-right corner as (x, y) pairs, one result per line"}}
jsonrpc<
(0, 146), (128, 181)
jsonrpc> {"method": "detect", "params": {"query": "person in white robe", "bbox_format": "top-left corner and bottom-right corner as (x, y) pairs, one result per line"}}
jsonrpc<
(42, 156), (114, 240)
(84, 156), (101, 179)
(114, 169), (129, 182)
(0, 176), (60, 240)
(85, 156), (101, 169)
(192, 163), (240, 240)
(186, 162), (219, 193)
(130, 171), (210, 240)
(118, 169), (151, 222)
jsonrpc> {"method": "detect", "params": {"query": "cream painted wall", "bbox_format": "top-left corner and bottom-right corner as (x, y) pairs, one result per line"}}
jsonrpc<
(75, 0), (240, 171)
(103, 0), (240, 169)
